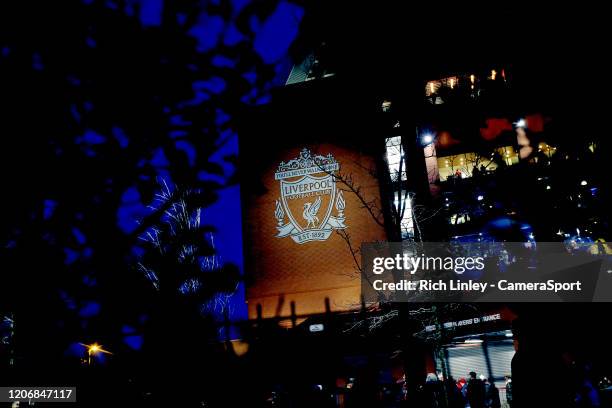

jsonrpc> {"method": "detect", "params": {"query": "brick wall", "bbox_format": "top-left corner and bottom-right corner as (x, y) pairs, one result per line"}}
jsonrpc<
(244, 144), (388, 318)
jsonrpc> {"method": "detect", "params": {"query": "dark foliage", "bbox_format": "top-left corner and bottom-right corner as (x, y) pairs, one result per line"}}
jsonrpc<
(0, 0), (300, 403)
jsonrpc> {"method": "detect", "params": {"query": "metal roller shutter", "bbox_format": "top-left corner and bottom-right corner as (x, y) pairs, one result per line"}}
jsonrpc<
(444, 339), (514, 388)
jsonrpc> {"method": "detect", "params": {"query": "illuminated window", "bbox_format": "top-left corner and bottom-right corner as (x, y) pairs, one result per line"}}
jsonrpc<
(450, 213), (471, 225)
(425, 76), (460, 104)
(424, 69), (508, 103)
(425, 81), (440, 97)
(436, 147), (519, 181)
(425, 76), (459, 97)
(537, 142), (557, 158)
(385, 137), (413, 238)
(385, 136), (407, 181)
(394, 190), (414, 238)
(437, 152), (485, 181)
(497, 146), (519, 166)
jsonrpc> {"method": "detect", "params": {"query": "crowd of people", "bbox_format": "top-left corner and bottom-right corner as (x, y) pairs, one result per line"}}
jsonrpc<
(409, 366), (610, 408)
(262, 367), (612, 408)
(406, 371), (509, 408)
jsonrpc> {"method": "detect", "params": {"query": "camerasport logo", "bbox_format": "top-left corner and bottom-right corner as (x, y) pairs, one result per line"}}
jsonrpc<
(274, 148), (347, 244)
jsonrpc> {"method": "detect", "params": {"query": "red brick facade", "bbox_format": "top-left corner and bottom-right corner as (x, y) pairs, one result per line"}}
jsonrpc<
(244, 144), (388, 318)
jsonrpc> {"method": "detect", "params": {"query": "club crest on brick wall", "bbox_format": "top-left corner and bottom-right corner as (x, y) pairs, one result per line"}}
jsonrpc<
(274, 148), (347, 244)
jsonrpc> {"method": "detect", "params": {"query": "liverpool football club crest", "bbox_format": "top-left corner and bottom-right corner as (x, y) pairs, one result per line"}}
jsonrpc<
(274, 148), (347, 244)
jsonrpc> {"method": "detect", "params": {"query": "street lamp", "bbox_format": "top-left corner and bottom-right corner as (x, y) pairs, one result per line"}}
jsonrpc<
(422, 134), (433, 145)
(80, 342), (112, 366)
(514, 118), (526, 128)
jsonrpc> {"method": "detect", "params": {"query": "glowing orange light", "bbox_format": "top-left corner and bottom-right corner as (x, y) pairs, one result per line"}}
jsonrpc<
(80, 342), (112, 365)
(491, 70), (497, 80)
(450, 78), (455, 89)
(470, 74), (475, 84)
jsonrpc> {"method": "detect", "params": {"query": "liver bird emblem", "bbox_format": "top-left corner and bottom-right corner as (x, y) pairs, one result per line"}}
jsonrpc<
(302, 196), (322, 228)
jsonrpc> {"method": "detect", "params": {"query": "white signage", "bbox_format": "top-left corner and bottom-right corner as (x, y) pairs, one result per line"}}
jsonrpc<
(309, 323), (325, 332)
(425, 313), (502, 332)
(274, 148), (347, 244)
